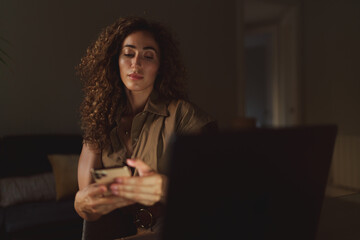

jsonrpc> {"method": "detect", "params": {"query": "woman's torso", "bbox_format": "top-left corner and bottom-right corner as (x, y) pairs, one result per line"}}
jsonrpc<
(101, 91), (216, 175)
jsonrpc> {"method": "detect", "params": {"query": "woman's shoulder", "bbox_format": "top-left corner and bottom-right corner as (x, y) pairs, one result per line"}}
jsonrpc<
(167, 99), (217, 134)
(168, 99), (209, 117)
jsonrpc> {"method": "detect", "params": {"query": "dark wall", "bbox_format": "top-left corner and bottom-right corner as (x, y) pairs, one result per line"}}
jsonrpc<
(303, 0), (360, 134)
(0, 0), (238, 136)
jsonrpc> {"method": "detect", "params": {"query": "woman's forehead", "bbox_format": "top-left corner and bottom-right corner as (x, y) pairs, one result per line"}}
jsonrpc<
(122, 31), (159, 51)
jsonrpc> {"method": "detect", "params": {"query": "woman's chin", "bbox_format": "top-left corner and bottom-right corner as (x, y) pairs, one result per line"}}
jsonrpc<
(124, 84), (154, 94)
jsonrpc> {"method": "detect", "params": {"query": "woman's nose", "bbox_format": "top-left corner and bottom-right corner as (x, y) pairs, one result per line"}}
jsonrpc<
(131, 54), (141, 67)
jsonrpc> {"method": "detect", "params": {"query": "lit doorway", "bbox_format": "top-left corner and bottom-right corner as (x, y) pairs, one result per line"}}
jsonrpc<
(243, 0), (301, 127)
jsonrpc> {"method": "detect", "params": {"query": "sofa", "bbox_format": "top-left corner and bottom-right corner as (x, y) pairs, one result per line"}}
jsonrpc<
(0, 134), (84, 240)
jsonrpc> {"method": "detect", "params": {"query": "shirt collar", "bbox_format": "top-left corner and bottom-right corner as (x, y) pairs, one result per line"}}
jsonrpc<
(143, 90), (169, 117)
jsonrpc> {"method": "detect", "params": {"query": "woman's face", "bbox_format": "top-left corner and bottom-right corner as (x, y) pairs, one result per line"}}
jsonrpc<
(119, 31), (160, 94)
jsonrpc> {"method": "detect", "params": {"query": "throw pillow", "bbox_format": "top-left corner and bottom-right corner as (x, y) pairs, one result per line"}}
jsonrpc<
(48, 154), (79, 200)
(0, 172), (56, 207)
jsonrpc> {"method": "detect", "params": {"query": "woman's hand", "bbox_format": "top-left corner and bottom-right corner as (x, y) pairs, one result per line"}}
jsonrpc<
(74, 182), (135, 221)
(75, 143), (135, 221)
(109, 159), (168, 206)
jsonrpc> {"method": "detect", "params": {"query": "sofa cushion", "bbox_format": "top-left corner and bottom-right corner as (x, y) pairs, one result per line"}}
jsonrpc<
(0, 172), (56, 207)
(48, 154), (80, 200)
(0, 207), (4, 228)
(4, 200), (82, 233)
(0, 207), (6, 240)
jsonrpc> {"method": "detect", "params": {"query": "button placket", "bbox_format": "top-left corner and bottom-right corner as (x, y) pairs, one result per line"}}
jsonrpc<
(131, 112), (147, 146)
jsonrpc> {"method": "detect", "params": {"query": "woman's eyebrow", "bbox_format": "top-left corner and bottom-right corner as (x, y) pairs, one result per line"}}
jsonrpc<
(123, 44), (157, 53)
(143, 46), (157, 53)
(124, 44), (136, 49)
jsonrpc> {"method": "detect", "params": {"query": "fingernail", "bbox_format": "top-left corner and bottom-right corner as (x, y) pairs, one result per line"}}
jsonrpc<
(115, 178), (123, 183)
(111, 185), (118, 190)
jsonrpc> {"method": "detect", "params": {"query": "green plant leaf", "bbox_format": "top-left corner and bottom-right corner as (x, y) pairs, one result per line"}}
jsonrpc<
(0, 36), (11, 66)
(0, 36), (11, 45)
(0, 48), (11, 60)
(0, 56), (7, 65)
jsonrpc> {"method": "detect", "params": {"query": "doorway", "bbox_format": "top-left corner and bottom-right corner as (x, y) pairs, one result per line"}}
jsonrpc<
(243, 0), (301, 127)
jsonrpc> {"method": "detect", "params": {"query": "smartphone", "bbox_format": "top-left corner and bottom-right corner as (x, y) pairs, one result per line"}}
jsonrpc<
(91, 166), (132, 184)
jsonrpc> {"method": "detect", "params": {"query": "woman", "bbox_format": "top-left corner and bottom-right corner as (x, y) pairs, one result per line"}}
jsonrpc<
(74, 16), (217, 239)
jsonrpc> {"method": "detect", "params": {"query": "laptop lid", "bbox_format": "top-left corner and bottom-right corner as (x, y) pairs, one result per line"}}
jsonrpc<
(161, 125), (337, 240)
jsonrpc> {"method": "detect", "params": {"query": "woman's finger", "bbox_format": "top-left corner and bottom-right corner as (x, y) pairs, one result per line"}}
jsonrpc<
(115, 174), (162, 186)
(86, 184), (108, 198)
(110, 182), (162, 195)
(83, 192), (135, 215)
(112, 190), (161, 206)
(112, 174), (168, 204)
(126, 159), (154, 176)
(94, 195), (135, 209)
(77, 182), (136, 216)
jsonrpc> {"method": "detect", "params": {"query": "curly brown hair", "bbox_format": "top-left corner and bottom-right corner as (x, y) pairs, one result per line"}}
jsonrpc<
(77, 16), (187, 149)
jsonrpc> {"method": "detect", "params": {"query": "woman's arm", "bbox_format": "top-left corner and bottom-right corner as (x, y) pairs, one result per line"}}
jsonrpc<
(74, 143), (135, 221)
(78, 143), (102, 190)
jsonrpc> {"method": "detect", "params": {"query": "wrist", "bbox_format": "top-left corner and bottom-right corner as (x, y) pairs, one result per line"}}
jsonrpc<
(74, 191), (102, 221)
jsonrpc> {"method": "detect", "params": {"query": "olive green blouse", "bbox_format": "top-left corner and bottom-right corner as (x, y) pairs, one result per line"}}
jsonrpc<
(101, 91), (216, 175)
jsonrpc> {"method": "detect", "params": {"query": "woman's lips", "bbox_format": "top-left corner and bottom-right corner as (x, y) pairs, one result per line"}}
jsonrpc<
(128, 73), (143, 80)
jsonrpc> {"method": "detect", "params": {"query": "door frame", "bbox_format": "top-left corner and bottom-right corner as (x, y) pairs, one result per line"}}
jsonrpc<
(240, 3), (301, 127)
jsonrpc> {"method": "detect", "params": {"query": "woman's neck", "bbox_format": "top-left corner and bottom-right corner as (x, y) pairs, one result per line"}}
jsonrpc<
(125, 88), (152, 116)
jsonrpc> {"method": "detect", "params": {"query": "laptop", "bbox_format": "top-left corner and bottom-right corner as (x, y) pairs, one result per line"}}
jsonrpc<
(161, 125), (337, 240)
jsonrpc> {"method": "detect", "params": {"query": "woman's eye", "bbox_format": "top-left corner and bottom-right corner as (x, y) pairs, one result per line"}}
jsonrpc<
(144, 53), (155, 60)
(124, 53), (134, 57)
(122, 48), (135, 57)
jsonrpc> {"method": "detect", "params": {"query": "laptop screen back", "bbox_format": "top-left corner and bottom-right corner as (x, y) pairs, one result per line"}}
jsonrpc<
(161, 125), (337, 240)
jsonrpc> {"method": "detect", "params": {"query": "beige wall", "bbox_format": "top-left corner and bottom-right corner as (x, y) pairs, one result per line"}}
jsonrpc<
(0, 0), (238, 136)
(302, 0), (360, 134)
